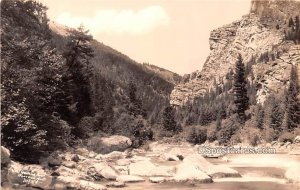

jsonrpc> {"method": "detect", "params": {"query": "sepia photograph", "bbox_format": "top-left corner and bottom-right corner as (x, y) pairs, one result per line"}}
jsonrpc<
(1, 0), (300, 189)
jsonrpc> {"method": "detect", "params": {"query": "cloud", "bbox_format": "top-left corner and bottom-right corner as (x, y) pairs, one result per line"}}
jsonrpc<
(56, 5), (169, 35)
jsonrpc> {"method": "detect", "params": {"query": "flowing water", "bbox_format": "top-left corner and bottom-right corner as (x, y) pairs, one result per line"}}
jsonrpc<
(109, 154), (300, 190)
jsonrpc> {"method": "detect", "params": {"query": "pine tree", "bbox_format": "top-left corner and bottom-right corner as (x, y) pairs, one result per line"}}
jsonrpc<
(216, 111), (222, 131)
(63, 25), (94, 129)
(269, 96), (284, 133)
(127, 81), (147, 117)
(282, 66), (300, 131)
(255, 104), (265, 129)
(289, 17), (294, 27)
(187, 127), (198, 144)
(233, 54), (249, 123)
(163, 105), (180, 134)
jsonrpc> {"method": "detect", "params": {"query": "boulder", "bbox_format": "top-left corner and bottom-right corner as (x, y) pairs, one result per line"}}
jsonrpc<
(75, 148), (90, 157)
(106, 181), (126, 188)
(92, 162), (119, 180)
(8, 163), (52, 189)
(88, 135), (132, 154)
(7, 161), (24, 184)
(1, 146), (10, 165)
(129, 160), (175, 177)
(160, 153), (180, 161)
(183, 154), (240, 178)
(294, 136), (300, 143)
(149, 177), (166, 183)
(170, 162), (212, 183)
(151, 165), (175, 177)
(95, 154), (104, 160)
(116, 175), (145, 183)
(56, 165), (82, 177)
(88, 152), (97, 158)
(48, 157), (62, 167)
(116, 159), (131, 166)
(79, 180), (107, 190)
(103, 151), (125, 160)
(71, 154), (80, 162)
(55, 176), (80, 189)
(285, 165), (300, 183)
(62, 161), (76, 169)
(114, 165), (129, 175)
(129, 160), (155, 176)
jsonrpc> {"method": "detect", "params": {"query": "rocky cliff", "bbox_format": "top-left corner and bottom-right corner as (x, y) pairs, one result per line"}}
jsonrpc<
(170, 0), (300, 106)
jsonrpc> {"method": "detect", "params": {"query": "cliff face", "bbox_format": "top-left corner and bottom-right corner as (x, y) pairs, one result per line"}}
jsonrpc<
(250, 0), (300, 21)
(170, 0), (300, 106)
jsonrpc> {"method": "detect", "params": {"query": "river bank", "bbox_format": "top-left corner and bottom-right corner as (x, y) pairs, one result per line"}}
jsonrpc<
(1, 136), (300, 190)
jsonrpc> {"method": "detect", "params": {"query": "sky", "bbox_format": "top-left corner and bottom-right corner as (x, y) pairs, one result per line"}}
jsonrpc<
(39, 0), (251, 75)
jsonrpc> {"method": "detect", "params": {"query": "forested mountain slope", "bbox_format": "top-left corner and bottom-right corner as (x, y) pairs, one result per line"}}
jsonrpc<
(1, 0), (177, 162)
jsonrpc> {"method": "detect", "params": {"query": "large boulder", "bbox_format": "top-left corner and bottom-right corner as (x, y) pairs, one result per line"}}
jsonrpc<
(1, 146), (11, 165)
(92, 162), (119, 180)
(169, 162), (212, 183)
(129, 160), (175, 177)
(7, 161), (23, 184)
(8, 163), (53, 189)
(88, 135), (132, 154)
(183, 154), (240, 178)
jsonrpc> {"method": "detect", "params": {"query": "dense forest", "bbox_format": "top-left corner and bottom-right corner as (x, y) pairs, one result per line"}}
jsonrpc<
(0, 0), (175, 163)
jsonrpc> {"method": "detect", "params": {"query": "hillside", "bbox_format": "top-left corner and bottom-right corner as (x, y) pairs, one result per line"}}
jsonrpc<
(1, 0), (177, 164)
(50, 21), (179, 122)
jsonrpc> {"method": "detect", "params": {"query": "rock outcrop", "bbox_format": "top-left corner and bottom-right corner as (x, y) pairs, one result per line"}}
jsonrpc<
(87, 135), (132, 154)
(170, 0), (300, 106)
(1, 146), (11, 165)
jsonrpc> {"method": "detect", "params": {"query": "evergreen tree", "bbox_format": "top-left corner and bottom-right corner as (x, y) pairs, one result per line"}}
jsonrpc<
(127, 81), (147, 117)
(233, 54), (249, 123)
(63, 25), (94, 132)
(289, 17), (294, 27)
(216, 111), (222, 131)
(1, 0), (71, 162)
(282, 66), (300, 131)
(269, 96), (284, 133)
(255, 104), (265, 129)
(163, 105), (180, 134)
(187, 127), (198, 144)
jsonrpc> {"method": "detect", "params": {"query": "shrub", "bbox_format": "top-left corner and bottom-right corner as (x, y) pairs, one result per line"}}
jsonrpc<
(207, 129), (217, 142)
(217, 117), (238, 145)
(230, 133), (242, 144)
(187, 127), (207, 144)
(294, 127), (300, 136)
(77, 116), (95, 138)
(264, 127), (278, 143)
(248, 132), (260, 146)
(278, 132), (294, 143)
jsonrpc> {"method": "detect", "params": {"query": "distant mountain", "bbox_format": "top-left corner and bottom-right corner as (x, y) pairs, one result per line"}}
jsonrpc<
(142, 63), (182, 85)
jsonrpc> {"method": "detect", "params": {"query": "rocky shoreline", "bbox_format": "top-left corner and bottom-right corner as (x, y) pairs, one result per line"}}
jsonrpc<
(1, 135), (300, 190)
